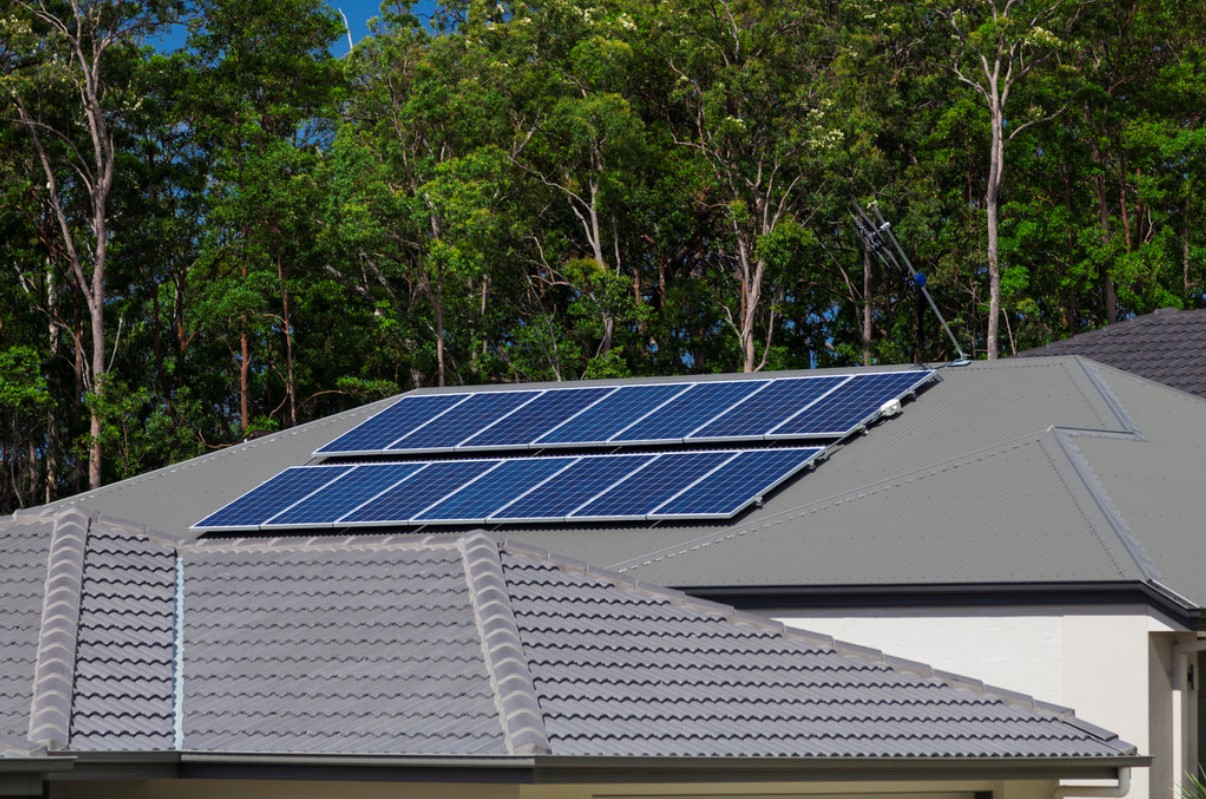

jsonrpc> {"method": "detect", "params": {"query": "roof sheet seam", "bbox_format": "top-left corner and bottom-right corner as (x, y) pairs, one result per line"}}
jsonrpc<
(607, 433), (1054, 574)
(27, 510), (89, 749)
(460, 533), (551, 756)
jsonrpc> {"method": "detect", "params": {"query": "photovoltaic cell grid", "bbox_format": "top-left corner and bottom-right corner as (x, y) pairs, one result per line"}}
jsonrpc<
(313, 370), (934, 455)
(191, 447), (823, 531)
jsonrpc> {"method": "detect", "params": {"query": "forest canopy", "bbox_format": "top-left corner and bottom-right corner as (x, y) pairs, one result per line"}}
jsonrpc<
(1, 0), (1203, 509)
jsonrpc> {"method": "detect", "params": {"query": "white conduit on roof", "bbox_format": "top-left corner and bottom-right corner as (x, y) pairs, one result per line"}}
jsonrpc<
(173, 555), (185, 750)
(1052, 768), (1130, 799)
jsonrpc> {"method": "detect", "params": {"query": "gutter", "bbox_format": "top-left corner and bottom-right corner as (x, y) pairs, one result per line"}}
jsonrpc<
(1053, 767), (1130, 799)
(54, 752), (1150, 784)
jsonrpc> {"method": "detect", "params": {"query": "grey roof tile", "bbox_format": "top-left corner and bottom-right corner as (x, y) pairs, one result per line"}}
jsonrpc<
(1021, 308), (1206, 399)
(498, 541), (1137, 759)
(0, 517), (53, 740)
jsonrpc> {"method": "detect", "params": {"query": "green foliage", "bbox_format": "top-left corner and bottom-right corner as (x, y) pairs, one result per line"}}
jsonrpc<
(0, 0), (1203, 509)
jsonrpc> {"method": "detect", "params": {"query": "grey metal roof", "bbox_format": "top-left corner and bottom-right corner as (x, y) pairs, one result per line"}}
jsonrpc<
(1021, 307), (1206, 399)
(0, 516), (1138, 762)
(35, 355), (1206, 610)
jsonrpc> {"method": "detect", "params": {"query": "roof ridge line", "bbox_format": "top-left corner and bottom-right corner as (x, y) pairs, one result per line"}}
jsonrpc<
(606, 431), (1055, 574)
(1051, 430), (1162, 583)
(179, 532), (459, 554)
(499, 538), (1136, 755)
(460, 532), (551, 756)
(28, 508), (90, 749)
(1073, 358), (1145, 438)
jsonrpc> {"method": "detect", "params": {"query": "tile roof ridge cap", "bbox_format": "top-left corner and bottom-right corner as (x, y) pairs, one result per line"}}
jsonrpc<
(28, 508), (90, 750)
(460, 532), (551, 756)
(179, 532), (462, 554)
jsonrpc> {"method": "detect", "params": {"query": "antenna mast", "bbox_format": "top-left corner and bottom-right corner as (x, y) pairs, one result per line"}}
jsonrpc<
(851, 202), (969, 366)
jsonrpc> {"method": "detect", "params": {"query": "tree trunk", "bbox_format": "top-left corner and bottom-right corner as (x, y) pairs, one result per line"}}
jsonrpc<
(985, 99), (1004, 360)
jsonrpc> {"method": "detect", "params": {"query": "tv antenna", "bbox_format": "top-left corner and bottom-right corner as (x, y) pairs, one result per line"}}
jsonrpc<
(850, 202), (969, 366)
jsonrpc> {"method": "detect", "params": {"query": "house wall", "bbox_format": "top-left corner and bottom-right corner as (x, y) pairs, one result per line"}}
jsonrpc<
(47, 776), (1058, 799)
(773, 605), (1179, 799)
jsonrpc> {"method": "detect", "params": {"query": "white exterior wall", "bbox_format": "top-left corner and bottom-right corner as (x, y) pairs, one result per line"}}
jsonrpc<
(774, 606), (1182, 799)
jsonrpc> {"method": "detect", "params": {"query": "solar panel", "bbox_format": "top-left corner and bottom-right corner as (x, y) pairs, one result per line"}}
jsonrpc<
(264, 463), (427, 528)
(415, 457), (577, 523)
(651, 447), (823, 518)
(771, 371), (932, 437)
(488, 454), (656, 522)
(458, 387), (615, 449)
(341, 460), (500, 524)
(194, 465), (354, 530)
(533, 384), (689, 446)
(316, 394), (466, 455)
(610, 381), (769, 444)
(385, 391), (542, 452)
(687, 376), (847, 440)
(568, 450), (736, 520)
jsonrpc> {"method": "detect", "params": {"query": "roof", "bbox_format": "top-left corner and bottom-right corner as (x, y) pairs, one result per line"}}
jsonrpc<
(0, 508), (1138, 769)
(1020, 307), (1206, 399)
(40, 356), (1206, 614)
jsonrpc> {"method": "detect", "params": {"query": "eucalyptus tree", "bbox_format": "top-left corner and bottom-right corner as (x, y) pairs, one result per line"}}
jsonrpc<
(0, 0), (176, 488)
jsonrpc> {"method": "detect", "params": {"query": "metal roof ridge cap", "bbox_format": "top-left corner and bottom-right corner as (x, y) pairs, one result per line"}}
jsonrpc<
(460, 532), (551, 756)
(607, 431), (1055, 574)
(28, 508), (90, 749)
(1050, 429), (1162, 583)
(1073, 358), (1145, 437)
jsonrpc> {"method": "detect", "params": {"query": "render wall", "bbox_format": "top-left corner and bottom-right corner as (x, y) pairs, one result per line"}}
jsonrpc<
(774, 605), (1179, 799)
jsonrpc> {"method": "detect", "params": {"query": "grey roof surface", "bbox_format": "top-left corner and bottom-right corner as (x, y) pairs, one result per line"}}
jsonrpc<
(1021, 307), (1206, 398)
(0, 515), (1138, 762)
(0, 517), (53, 740)
(36, 355), (1206, 610)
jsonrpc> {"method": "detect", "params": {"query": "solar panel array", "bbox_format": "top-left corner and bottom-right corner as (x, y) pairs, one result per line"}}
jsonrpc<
(193, 447), (824, 531)
(315, 370), (934, 455)
(194, 369), (934, 532)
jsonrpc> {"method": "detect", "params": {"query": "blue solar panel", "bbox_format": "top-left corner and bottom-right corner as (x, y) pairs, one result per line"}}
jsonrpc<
(385, 391), (541, 451)
(569, 450), (736, 519)
(686, 376), (847, 440)
(610, 381), (769, 443)
(772, 371), (931, 436)
(341, 460), (500, 523)
(459, 387), (616, 449)
(651, 447), (822, 518)
(534, 384), (689, 446)
(489, 454), (655, 520)
(264, 463), (427, 527)
(194, 465), (354, 529)
(415, 457), (577, 522)
(316, 394), (466, 454)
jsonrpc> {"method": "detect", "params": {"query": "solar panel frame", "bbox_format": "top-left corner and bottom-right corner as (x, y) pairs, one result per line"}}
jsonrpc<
(314, 394), (469, 456)
(338, 459), (503, 526)
(606, 380), (771, 446)
(531, 384), (692, 448)
(567, 450), (739, 522)
(649, 446), (824, 519)
(768, 370), (935, 438)
(414, 456), (579, 524)
(454, 386), (618, 451)
(382, 391), (545, 453)
(683, 375), (850, 443)
(486, 453), (657, 523)
(192, 464), (356, 531)
(261, 462), (430, 529)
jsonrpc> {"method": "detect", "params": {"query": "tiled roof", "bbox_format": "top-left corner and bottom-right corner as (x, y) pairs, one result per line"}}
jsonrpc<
(1020, 308), (1206, 399)
(0, 517), (52, 739)
(0, 514), (1138, 764)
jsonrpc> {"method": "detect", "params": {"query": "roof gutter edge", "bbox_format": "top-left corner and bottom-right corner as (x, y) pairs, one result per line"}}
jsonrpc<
(530, 755), (1153, 784)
